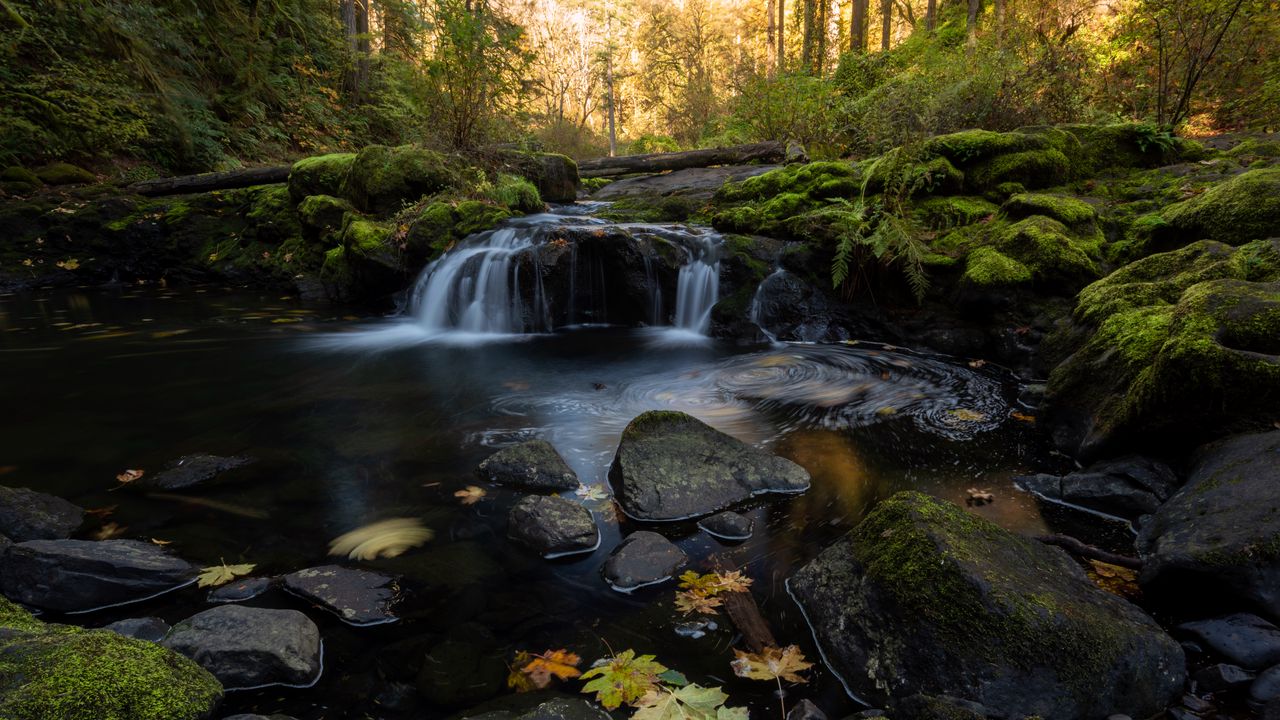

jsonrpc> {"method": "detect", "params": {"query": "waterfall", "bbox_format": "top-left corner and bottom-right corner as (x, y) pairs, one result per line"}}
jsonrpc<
(672, 234), (721, 334)
(749, 268), (787, 344)
(411, 226), (538, 335)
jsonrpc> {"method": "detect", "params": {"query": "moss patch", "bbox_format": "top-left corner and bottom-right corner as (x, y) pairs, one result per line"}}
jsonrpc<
(1160, 168), (1280, 246)
(963, 247), (1031, 287)
(343, 145), (464, 215)
(34, 163), (95, 185)
(288, 152), (355, 203)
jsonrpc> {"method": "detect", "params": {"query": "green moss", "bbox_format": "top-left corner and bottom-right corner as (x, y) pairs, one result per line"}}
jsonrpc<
(1161, 168), (1280, 245)
(297, 194), (355, 242)
(486, 173), (543, 214)
(454, 200), (513, 235)
(1001, 193), (1096, 231)
(923, 129), (1045, 166)
(343, 145), (463, 215)
(581, 177), (613, 193)
(714, 161), (860, 204)
(963, 247), (1031, 287)
(1061, 123), (1194, 174)
(1, 166), (41, 185)
(321, 245), (351, 285)
(723, 234), (771, 277)
(996, 216), (1098, 288)
(1227, 138), (1280, 159)
(914, 195), (997, 230)
(34, 163), (95, 185)
(598, 196), (701, 224)
(342, 218), (394, 256)
(0, 597), (43, 633)
(969, 148), (1072, 191)
(1, 181), (39, 194)
(288, 153), (356, 203)
(1076, 240), (1242, 323)
(403, 199), (512, 264)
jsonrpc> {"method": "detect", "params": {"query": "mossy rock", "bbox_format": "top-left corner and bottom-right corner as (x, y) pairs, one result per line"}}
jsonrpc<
(996, 216), (1099, 290)
(1000, 193), (1097, 234)
(288, 153), (356, 204)
(0, 181), (39, 195)
(1062, 123), (1200, 174)
(0, 597), (223, 720)
(923, 129), (1047, 166)
(499, 152), (578, 204)
(968, 148), (1072, 191)
(242, 185), (302, 245)
(343, 145), (463, 215)
(1159, 168), (1280, 246)
(713, 161), (860, 204)
(1, 167), (41, 185)
(403, 199), (512, 266)
(914, 196), (997, 230)
(297, 194), (355, 244)
(1226, 138), (1280, 159)
(864, 156), (964, 197)
(34, 163), (95, 186)
(486, 173), (543, 214)
(962, 247), (1031, 288)
(789, 491), (1185, 720)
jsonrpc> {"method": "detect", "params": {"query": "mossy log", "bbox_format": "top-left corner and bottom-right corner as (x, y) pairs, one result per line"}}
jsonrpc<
(578, 142), (791, 178)
(127, 165), (291, 196)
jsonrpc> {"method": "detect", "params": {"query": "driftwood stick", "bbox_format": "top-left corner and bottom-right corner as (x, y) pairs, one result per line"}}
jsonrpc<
(1036, 533), (1143, 570)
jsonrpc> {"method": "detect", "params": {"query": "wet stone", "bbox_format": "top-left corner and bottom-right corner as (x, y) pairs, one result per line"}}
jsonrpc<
(0, 485), (84, 541)
(282, 565), (398, 626)
(786, 699), (827, 720)
(1252, 665), (1280, 704)
(507, 495), (599, 558)
(1193, 663), (1254, 693)
(602, 531), (686, 591)
(0, 538), (196, 612)
(1178, 614), (1280, 670)
(162, 605), (321, 689)
(208, 576), (273, 603)
(102, 616), (171, 642)
(145, 453), (253, 489)
(697, 511), (753, 540)
(477, 439), (578, 491)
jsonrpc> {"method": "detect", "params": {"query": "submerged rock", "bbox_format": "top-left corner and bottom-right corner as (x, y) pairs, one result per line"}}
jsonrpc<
(602, 531), (687, 591)
(162, 605), (322, 689)
(282, 565), (398, 625)
(0, 485), (84, 541)
(416, 629), (508, 707)
(102, 616), (171, 642)
(0, 597), (222, 720)
(1138, 431), (1280, 620)
(1192, 663), (1254, 692)
(0, 538), (196, 612)
(478, 440), (578, 491)
(789, 491), (1184, 720)
(144, 453), (253, 489)
(698, 510), (754, 540)
(507, 495), (599, 558)
(208, 576), (272, 603)
(1177, 614), (1280, 671)
(1017, 455), (1179, 520)
(459, 697), (611, 720)
(609, 411), (810, 521)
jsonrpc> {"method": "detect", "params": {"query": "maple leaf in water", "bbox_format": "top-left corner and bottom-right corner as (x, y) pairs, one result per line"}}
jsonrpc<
(675, 590), (723, 615)
(197, 561), (256, 588)
(580, 649), (668, 709)
(575, 484), (610, 502)
(508, 649), (581, 691)
(730, 645), (813, 684)
(328, 518), (433, 561)
(454, 485), (487, 505)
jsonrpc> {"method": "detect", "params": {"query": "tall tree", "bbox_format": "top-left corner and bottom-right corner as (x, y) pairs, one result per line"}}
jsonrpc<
(1146, 0), (1249, 129)
(801, 0), (816, 71)
(926, 0), (937, 30)
(967, 0), (980, 48)
(851, 0), (868, 51)
(777, 0), (786, 71)
(341, 0), (371, 99)
(880, 0), (892, 50)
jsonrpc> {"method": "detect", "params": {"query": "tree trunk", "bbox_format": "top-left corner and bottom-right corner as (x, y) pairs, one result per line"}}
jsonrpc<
(606, 12), (617, 157)
(126, 166), (292, 197)
(994, 0), (1004, 43)
(851, 0), (867, 52)
(967, 0), (980, 48)
(777, 0), (786, 72)
(577, 142), (792, 178)
(801, 0), (815, 72)
(926, 0), (937, 31)
(816, 0), (827, 75)
(767, 0), (777, 74)
(880, 0), (892, 50)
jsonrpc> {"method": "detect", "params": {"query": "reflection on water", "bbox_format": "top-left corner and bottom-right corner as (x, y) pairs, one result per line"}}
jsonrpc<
(0, 287), (1066, 719)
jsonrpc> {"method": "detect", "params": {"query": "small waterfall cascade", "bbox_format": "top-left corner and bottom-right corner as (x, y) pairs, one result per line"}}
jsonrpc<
(411, 225), (540, 335)
(749, 268), (787, 344)
(672, 232), (722, 334)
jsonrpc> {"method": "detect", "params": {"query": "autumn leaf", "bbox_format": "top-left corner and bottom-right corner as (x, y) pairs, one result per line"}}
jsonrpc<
(711, 570), (752, 594)
(633, 684), (746, 720)
(93, 522), (127, 540)
(1010, 410), (1036, 424)
(115, 468), (145, 485)
(84, 505), (117, 518)
(454, 485), (487, 505)
(508, 649), (581, 691)
(328, 518), (434, 561)
(730, 645), (813, 684)
(947, 408), (987, 423)
(675, 591), (723, 615)
(674, 571), (751, 616)
(965, 488), (994, 506)
(1088, 560), (1141, 600)
(197, 560), (256, 588)
(575, 484), (610, 502)
(580, 650), (668, 709)
(150, 538), (173, 546)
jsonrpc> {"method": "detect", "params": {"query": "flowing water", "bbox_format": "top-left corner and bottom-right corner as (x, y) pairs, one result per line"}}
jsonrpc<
(0, 211), (1125, 718)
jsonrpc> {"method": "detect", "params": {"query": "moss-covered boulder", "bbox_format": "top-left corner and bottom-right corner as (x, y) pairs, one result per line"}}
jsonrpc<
(343, 145), (463, 215)
(0, 596), (223, 719)
(296, 194), (355, 245)
(1138, 430), (1280, 622)
(1158, 167), (1280, 246)
(1, 167), (41, 186)
(1000, 193), (1097, 234)
(34, 163), (95, 186)
(788, 491), (1184, 720)
(287, 153), (355, 203)
(995, 216), (1100, 290)
(962, 246), (1031, 288)
(1045, 239), (1280, 457)
(498, 152), (578, 204)
(402, 200), (513, 266)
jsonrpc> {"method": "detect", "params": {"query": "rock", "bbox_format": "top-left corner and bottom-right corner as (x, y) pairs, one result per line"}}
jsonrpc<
(786, 698), (828, 720)
(1193, 663), (1254, 692)
(223, 715), (299, 720)
(514, 698), (611, 720)
(602, 531), (687, 591)
(288, 153), (356, 203)
(610, 411), (810, 521)
(593, 165), (779, 202)
(0, 596), (222, 720)
(145, 453), (253, 489)
(789, 491), (1185, 720)
(501, 151), (579, 204)
(698, 511), (753, 540)
(0, 539), (196, 612)
(282, 565), (398, 625)
(208, 576), (272, 603)
(102, 616), (171, 642)
(417, 632), (508, 707)
(1016, 455), (1179, 519)
(1252, 665), (1280, 703)
(1158, 167), (1280, 246)
(0, 485), (84, 541)
(1138, 431), (1280, 619)
(507, 496), (599, 558)
(344, 144), (463, 214)
(1177, 614), (1280, 670)
(478, 440), (578, 491)
(892, 694), (993, 720)
(162, 605), (322, 689)
(34, 162), (95, 185)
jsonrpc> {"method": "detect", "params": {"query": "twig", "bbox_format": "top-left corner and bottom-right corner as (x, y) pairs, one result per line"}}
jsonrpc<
(1035, 533), (1142, 570)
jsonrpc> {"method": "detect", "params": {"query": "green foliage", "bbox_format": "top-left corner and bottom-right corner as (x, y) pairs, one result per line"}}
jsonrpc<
(484, 173), (543, 213)
(628, 135), (681, 154)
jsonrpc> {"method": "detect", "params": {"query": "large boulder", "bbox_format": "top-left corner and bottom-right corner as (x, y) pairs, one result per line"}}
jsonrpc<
(162, 605), (322, 689)
(1157, 167), (1280, 246)
(0, 597), (222, 720)
(1044, 239), (1280, 458)
(609, 411), (810, 521)
(1138, 430), (1280, 620)
(507, 495), (599, 558)
(0, 539), (196, 612)
(478, 440), (578, 492)
(282, 565), (398, 626)
(0, 485), (83, 541)
(789, 491), (1184, 720)
(343, 144), (462, 215)
(288, 153), (356, 203)
(499, 151), (579, 204)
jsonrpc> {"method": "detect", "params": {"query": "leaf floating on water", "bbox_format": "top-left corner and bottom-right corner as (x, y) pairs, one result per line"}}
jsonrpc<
(92, 522), (127, 540)
(674, 570), (751, 616)
(674, 591), (723, 615)
(575, 484), (610, 502)
(968, 359), (987, 368)
(730, 645), (814, 684)
(633, 684), (745, 720)
(1010, 410), (1036, 424)
(328, 517), (434, 561)
(947, 408), (988, 423)
(150, 538), (173, 546)
(197, 560), (256, 588)
(966, 488), (995, 506)
(455, 485), (487, 505)
(114, 468), (145, 485)
(508, 649), (582, 692)
(581, 650), (669, 709)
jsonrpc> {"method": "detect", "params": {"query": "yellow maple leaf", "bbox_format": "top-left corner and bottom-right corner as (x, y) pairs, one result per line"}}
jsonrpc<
(713, 570), (753, 594)
(93, 522), (127, 540)
(328, 518), (433, 561)
(674, 590), (723, 615)
(455, 485), (487, 505)
(730, 645), (813, 684)
(196, 560), (256, 588)
(508, 649), (581, 691)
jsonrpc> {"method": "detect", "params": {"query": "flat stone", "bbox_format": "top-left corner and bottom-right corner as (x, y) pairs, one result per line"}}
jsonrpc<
(507, 495), (598, 558)
(163, 605), (321, 689)
(1252, 664), (1280, 703)
(602, 531), (686, 591)
(0, 539), (196, 612)
(0, 485), (84, 541)
(477, 440), (577, 491)
(102, 616), (170, 642)
(609, 411), (810, 521)
(282, 565), (397, 625)
(145, 453), (253, 489)
(1193, 663), (1254, 692)
(1178, 614), (1280, 670)
(1017, 455), (1178, 520)
(208, 576), (272, 603)
(697, 511), (753, 540)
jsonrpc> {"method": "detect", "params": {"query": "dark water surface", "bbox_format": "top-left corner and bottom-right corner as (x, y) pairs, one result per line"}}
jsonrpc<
(0, 286), (1091, 719)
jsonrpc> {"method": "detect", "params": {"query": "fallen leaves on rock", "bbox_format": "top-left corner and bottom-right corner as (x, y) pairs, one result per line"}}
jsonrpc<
(508, 649), (582, 692)
(1088, 560), (1141, 600)
(113, 468), (145, 487)
(197, 560), (256, 588)
(328, 517), (434, 561)
(730, 645), (813, 684)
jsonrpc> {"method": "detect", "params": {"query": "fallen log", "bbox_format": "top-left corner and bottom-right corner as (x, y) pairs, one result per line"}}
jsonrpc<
(578, 141), (792, 178)
(721, 588), (779, 653)
(1036, 533), (1143, 570)
(126, 165), (291, 196)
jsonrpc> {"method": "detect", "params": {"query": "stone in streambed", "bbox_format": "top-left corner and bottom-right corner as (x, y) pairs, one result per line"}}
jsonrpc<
(507, 495), (598, 558)
(0, 538), (196, 612)
(282, 564), (398, 625)
(1016, 454), (1178, 520)
(698, 510), (753, 540)
(1252, 664), (1280, 704)
(1178, 614), (1280, 670)
(162, 605), (321, 689)
(208, 575), (272, 603)
(603, 531), (686, 591)
(102, 616), (171, 642)
(609, 411), (809, 521)
(478, 439), (577, 491)
(788, 491), (1184, 720)
(0, 485), (84, 541)
(145, 453), (253, 489)
(1193, 663), (1254, 692)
